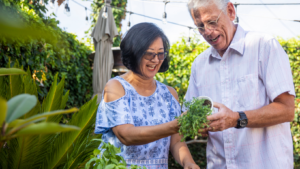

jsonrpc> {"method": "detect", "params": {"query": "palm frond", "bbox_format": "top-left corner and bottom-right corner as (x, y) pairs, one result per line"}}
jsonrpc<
(39, 96), (98, 169)
(41, 74), (63, 114)
(23, 68), (40, 119)
(8, 61), (24, 99)
(60, 90), (69, 109)
(62, 133), (102, 169)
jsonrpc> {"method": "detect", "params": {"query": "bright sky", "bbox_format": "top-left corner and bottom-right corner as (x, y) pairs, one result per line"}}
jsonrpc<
(45, 0), (300, 45)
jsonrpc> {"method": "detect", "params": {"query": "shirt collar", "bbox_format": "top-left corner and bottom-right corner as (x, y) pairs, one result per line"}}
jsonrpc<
(209, 24), (246, 59)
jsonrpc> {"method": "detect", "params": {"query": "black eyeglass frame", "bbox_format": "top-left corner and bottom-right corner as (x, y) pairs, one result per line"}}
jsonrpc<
(143, 51), (168, 61)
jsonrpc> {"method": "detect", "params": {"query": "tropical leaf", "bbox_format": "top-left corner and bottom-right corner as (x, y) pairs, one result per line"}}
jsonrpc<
(0, 97), (7, 126)
(41, 74), (64, 122)
(0, 68), (27, 76)
(60, 90), (69, 109)
(6, 61), (25, 99)
(13, 108), (78, 128)
(13, 122), (80, 136)
(23, 68), (38, 97)
(37, 96), (98, 169)
(6, 94), (37, 123)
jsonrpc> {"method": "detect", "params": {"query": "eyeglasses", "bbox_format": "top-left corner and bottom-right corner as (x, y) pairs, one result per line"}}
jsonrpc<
(143, 52), (167, 61)
(193, 10), (223, 35)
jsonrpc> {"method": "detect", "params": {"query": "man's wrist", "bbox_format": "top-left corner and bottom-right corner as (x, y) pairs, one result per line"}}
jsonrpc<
(233, 111), (240, 128)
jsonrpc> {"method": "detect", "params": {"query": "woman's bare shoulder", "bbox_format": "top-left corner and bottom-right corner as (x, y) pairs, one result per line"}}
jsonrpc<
(103, 79), (126, 102)
(166, 85), (179, 103)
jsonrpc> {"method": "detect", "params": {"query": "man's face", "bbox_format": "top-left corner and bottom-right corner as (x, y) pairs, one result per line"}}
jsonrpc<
(191, 2), (236, 56)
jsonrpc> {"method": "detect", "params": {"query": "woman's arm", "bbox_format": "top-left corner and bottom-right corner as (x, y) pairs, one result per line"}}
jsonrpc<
(112, 121), (179, 146)
(170, 133), (199, 169)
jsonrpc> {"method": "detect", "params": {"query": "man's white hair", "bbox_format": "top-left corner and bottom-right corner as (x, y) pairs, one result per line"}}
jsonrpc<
(187, 0), (230, 16)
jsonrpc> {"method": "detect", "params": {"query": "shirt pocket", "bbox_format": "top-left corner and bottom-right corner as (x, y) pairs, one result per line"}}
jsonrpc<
(235, 74), (259, 110)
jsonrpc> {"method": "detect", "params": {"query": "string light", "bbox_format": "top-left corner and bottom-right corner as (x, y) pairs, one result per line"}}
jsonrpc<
(102, 4), (108, 19)
(85, 7), (89, 24)
(50, 0), (55, 9)
(187, 27), (192, 46)
(162, 0), (169, 24)
(64, 1), (71, 17)
(39, 0), (44, 6)
(234, 4), (239, 24)
(127, 12), (132, 31)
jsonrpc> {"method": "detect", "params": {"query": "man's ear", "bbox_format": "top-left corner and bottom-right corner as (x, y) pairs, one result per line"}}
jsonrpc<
(226, 2), (236, 21)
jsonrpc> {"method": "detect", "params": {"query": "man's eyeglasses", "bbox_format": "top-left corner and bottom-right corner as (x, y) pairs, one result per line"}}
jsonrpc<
(143, 52), (167, 61)
(193, 10), (223, 35)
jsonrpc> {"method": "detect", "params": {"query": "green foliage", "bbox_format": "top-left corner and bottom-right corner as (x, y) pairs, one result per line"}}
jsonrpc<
(278, 36), (300, 167)
(88, 0), (127, 47)
(176, 98), (212, 142)
(0, 68), (27, 76)
(156, 36), (210, 103)
(0, 66), (99, 169)
(0, 0), (93, 109)
(85, 139), (146, 169)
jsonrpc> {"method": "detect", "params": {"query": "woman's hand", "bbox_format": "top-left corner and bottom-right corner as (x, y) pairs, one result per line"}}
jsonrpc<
(183, 162), (200, 169)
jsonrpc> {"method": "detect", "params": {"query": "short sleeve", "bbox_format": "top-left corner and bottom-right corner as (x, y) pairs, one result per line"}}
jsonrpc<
(259, 38), (295, 101)
(94, 96), (134, 134)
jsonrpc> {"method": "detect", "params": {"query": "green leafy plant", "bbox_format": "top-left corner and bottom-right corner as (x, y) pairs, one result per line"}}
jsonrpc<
(0, 0), (93, 109)
(176, 98), (212, 142)
(0, 65), (100, 169)
(0, 68), (79, 149)
(85, 139), (146, 169)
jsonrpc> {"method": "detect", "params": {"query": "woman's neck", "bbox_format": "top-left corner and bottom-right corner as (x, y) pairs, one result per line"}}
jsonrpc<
(121, 71), (156, 90)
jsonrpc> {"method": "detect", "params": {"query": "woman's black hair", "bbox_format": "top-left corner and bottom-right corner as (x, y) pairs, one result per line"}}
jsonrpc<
(120, 22), (170, 75)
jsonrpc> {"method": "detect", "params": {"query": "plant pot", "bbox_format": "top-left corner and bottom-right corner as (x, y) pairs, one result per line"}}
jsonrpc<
(197, 96), (214, 114)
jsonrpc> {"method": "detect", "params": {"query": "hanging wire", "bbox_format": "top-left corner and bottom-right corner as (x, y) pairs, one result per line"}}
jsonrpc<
(258, 0), (297, 37)
(70, 0), (300, 32)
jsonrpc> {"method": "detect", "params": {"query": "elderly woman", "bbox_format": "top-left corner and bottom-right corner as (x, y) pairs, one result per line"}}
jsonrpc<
(95, 23), (199, 169)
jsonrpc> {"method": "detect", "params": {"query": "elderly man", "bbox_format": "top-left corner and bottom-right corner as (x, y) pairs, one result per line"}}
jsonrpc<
(185, 0), (295, 168)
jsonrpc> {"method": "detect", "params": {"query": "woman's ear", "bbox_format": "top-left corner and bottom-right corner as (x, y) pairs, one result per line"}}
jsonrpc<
(226, 2), (236, 21)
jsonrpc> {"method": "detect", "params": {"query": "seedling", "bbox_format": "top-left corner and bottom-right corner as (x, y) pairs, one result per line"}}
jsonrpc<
(176, 97), (212, 142)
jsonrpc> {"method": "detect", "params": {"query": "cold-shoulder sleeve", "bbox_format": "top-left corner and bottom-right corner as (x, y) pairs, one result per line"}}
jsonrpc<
(94, 95), (134, 134)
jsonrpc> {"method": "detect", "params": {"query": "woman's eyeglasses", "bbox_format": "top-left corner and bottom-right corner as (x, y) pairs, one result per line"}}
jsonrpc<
(143, 52), (168, 61)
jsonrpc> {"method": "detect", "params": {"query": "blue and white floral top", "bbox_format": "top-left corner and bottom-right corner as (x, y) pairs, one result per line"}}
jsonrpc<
(95, 76), (181, 169)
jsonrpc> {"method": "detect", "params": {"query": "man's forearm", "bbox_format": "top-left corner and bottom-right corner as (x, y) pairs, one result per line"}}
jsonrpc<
(244, 93), (294, 128)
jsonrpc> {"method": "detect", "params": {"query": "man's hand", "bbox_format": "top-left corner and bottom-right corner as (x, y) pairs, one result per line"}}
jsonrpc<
(198, 127), (209, 137)
(183, 162), (200, 169)
(207, 102), (240, 132)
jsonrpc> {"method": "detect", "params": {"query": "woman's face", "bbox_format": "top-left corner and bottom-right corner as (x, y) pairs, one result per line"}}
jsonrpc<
(139, 37), (165, 79)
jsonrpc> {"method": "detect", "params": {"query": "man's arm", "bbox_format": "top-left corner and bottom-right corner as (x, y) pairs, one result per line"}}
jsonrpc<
(207, 92), (294, 131)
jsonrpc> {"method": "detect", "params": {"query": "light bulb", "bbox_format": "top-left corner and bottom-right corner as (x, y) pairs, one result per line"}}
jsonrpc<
(64, 4), (71, 16)
(102, 7), (108, 19)
(187, 37), (191, 46)
(127, 21), (131, 31)
(85, 16), (89, 25)
(39, 0), (44, 6)
(50, 0), (55, 9)
(162, 12), (167, 24)
(234, 16), (239, 24)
